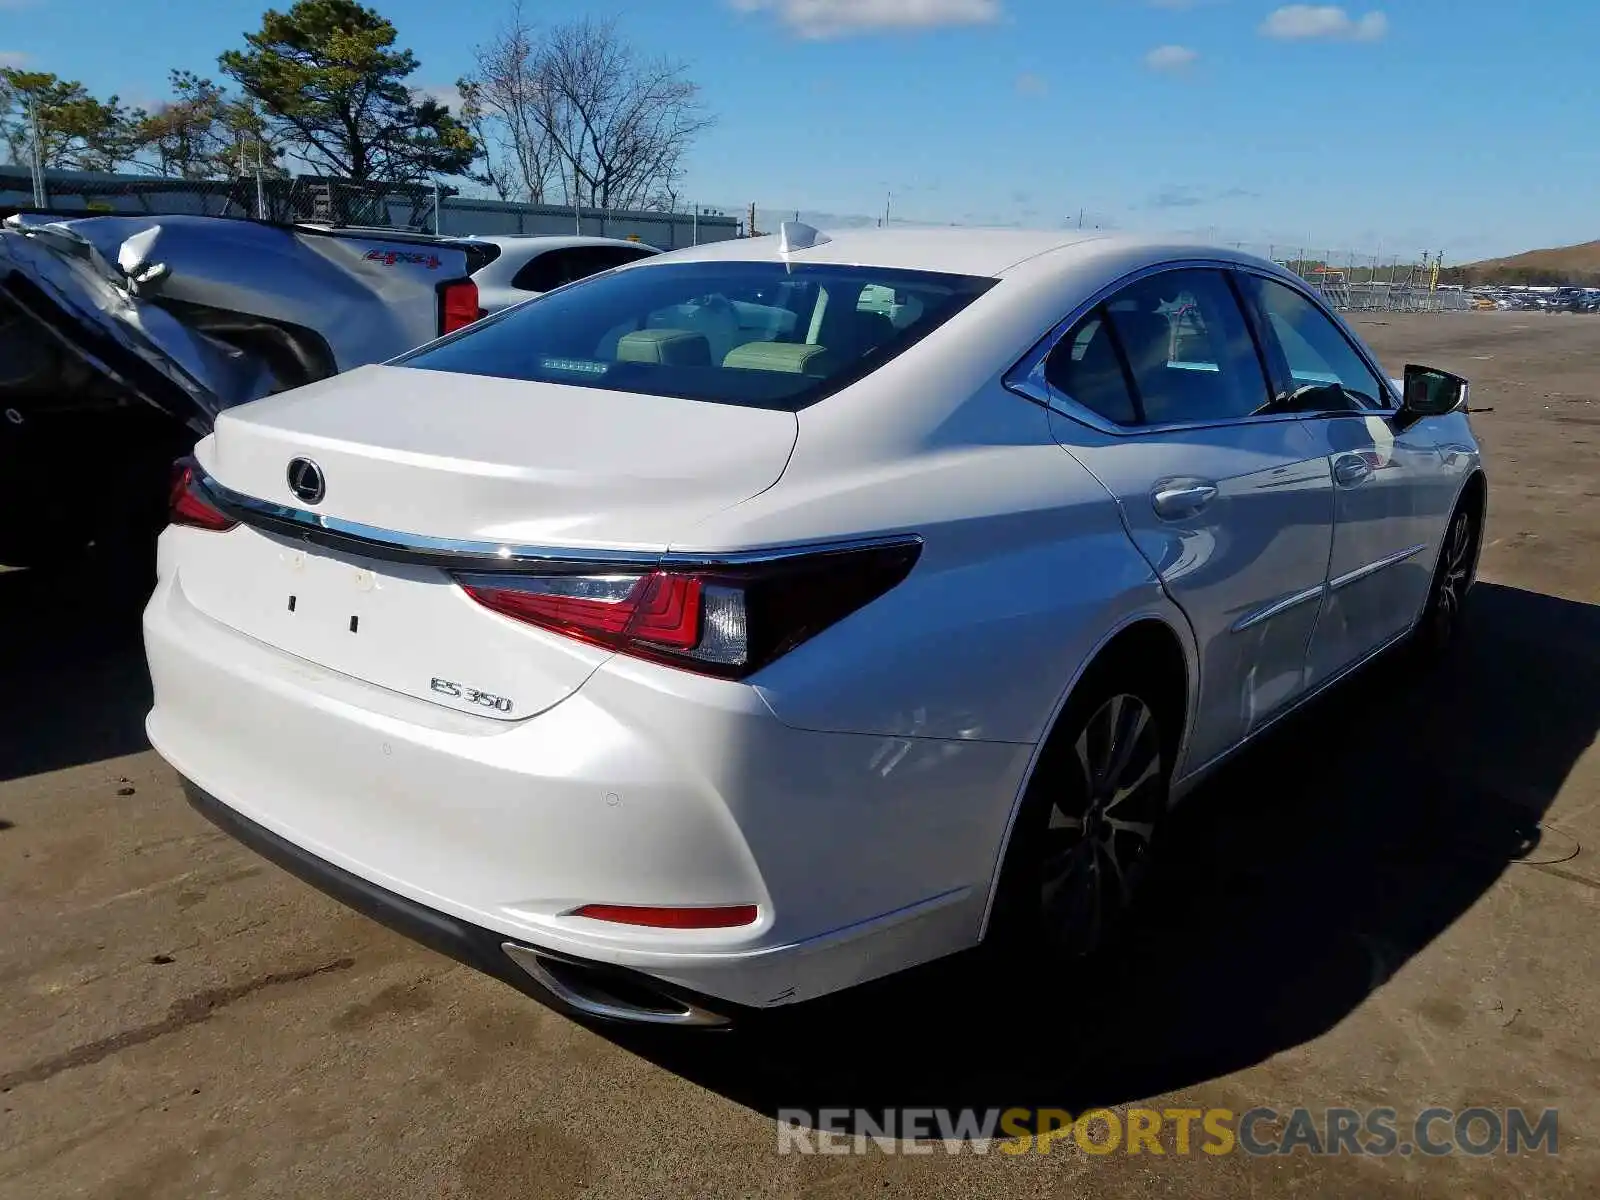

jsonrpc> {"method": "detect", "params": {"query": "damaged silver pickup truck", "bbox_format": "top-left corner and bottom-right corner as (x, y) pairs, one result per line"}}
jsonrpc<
(0, 213), (489, 568)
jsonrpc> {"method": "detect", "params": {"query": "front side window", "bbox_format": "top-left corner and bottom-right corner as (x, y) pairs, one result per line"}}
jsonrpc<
(1238, 275), (1389, 411)
(1044, 268), (1271, 426)
(399, 261), (995, 411)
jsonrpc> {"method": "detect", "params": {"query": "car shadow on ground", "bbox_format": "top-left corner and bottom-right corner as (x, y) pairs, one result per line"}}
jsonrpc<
(0, 555), (155, 783)
(617, 582), (1600, 1124)
(6, 561), (1597, 1124)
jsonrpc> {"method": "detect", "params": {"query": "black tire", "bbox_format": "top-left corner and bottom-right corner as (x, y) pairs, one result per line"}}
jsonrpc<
(0, 405), (190, 574)
(1414, 500), (1479, 658)
(989, 657), (1176, 965)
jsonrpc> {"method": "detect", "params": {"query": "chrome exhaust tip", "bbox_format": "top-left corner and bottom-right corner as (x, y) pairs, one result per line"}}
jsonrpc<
(502, 943), (730, 1028)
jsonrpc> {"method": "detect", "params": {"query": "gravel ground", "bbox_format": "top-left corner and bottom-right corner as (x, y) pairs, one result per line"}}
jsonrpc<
(2, 311), (1598, 1198)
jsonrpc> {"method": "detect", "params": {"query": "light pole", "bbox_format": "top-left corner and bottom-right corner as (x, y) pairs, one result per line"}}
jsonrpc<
(28, 93), (47, 208)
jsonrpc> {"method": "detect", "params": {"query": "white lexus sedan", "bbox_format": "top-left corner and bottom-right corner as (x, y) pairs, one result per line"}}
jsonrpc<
(145, 225), (1485, 1028)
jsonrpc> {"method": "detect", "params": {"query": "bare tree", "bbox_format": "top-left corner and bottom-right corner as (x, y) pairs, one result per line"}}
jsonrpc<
(540, 19), (711, 211)
(459, 1), (557, 203)
(461, 13), (712, 212)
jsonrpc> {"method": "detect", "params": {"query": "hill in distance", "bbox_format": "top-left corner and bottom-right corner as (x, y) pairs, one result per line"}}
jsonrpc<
(1460, 240), (1600, 285)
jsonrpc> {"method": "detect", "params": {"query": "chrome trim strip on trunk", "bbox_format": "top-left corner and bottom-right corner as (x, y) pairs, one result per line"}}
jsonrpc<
(1328, 543), (1428, 592)
(195, 466), (921, 573)
(1231, 583), (1326, 634)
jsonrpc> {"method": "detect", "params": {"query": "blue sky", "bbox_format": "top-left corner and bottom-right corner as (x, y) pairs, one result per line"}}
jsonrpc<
(3, 0), (1595, 258)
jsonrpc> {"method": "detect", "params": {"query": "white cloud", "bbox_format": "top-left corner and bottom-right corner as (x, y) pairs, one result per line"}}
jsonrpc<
(729, 0), (1003, 39)
(1015, 72), (1048, 97)
(413, 83), (465, 113)
(1145, 44), (1200, 71)
(0, 51), (27, 69)
(1260, 6), (1388, 42)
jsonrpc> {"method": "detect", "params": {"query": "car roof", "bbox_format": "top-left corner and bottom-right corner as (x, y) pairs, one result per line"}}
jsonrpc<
(464, 234), (660, 252)
(644, 227), (1216, 279)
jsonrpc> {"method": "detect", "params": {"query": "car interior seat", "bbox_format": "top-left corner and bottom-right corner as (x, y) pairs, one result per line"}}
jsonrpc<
(615, 328), (712, 367)
(722, 342), (835, 375)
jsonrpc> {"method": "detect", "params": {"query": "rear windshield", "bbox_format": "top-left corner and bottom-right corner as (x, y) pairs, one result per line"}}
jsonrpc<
(396, 260), (996, 410)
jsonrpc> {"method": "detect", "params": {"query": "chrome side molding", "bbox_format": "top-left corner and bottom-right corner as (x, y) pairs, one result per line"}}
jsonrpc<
(1231, 583), (1325, 634)
(1329, 543), (1428, 592)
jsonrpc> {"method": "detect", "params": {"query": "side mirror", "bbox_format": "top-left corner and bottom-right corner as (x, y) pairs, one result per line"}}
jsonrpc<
(1397, 364), (1468, 428)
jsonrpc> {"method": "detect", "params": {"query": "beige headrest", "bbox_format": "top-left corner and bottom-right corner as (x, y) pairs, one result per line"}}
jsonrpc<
(616, 329), (712, 367)
(722, 342), (834, 375)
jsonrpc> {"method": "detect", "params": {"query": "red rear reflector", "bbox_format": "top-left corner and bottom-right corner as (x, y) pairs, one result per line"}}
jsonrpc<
(439, 279), (481, 334)
(571, 904), (759, 930)
(168, 460), (236, 532)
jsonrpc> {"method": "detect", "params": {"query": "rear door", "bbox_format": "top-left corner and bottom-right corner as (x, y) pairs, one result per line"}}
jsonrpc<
(1041, 267), (1335, 772)
(1235, 272), (1442, 685)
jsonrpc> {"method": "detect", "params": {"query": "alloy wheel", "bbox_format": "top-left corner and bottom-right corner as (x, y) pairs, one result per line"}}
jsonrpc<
(1039, 693), (1164, 956)
(1433, 510), (1474, 642)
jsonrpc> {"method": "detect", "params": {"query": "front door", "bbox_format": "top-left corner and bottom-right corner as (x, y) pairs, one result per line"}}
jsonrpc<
(1234, 273), (1441, 685)
(1041, 267), (1335, 773)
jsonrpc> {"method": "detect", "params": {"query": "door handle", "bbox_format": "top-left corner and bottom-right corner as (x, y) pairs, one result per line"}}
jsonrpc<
(1333, 455), (1372, 487)
(1151, 479), (1219, 520)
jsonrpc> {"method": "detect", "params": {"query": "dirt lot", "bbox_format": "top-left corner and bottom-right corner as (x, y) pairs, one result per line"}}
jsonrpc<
(3, 311), (1599, 1198)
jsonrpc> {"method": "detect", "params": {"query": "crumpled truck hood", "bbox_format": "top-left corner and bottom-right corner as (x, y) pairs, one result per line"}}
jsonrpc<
(0, 214), (473, 433)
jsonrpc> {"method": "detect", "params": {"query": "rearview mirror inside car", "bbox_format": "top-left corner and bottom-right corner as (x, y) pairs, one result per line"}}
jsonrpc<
(1400, 364), (1469, 425)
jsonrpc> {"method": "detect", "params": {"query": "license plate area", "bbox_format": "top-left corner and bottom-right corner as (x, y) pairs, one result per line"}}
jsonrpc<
(175, 526), (610, 719)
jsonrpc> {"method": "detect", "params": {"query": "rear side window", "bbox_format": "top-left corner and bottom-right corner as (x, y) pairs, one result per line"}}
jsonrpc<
(1044, 313), (1138, 425)
(398, 261), (995, 411)
(510, 245), (656, 293)
(1044, 269), (1270, 426)
(1103, 269), (1269, 424)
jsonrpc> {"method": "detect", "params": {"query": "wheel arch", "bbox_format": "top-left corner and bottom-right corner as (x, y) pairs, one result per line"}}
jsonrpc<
(977, 607), (1197, 937)
(1447, 467), (1489, 579)
(1459, 468), (1488, 530)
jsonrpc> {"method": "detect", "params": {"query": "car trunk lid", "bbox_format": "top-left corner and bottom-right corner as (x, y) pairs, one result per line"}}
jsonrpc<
(177, 364), (798, 718)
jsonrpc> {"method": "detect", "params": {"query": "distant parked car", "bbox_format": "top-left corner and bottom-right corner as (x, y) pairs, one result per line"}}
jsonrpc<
(465, 235), (662, 314)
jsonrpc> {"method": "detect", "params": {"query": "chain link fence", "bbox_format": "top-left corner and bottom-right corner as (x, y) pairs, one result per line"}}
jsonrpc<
(3, 167), (1478, 312)
(725, 204), (1477, 314)
(0, 166), (742, 247)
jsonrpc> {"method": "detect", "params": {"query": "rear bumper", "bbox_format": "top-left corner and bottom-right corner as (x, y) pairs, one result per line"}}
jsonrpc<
(144, 558), (1032, 1008)
(182, 777), (739, 1027)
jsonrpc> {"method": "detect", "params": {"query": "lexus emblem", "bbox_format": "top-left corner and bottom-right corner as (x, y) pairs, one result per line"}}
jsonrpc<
(286, 457), (326, 505)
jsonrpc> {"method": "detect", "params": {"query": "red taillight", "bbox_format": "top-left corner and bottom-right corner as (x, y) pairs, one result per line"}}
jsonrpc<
(168, 460), (237, 532)
(454, 540), (919, 680)
(465, 572), (703, 652)
(439, 279), (481, 334)
(571, 904), (759, 929)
